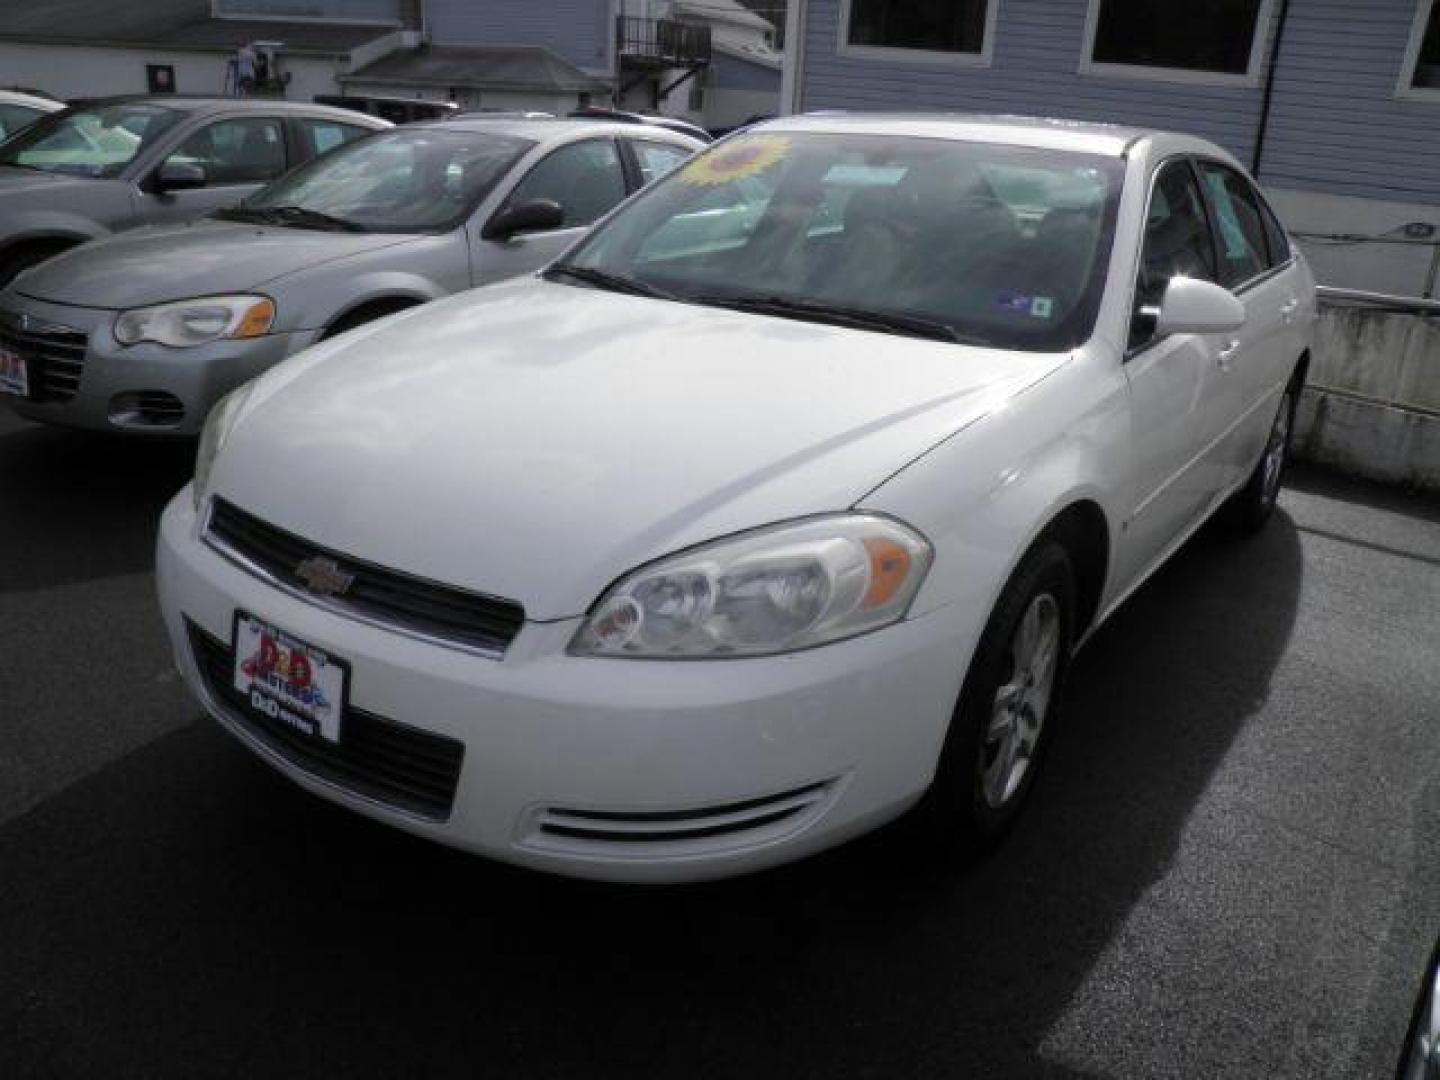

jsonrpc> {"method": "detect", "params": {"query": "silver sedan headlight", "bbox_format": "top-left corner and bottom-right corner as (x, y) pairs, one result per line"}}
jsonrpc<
(192, 382), (255, 512)
(570, 515), (933, 658)
(114, 295), (275, 348)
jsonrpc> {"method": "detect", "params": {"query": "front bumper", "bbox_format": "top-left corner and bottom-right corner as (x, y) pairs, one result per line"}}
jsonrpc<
(0, 293), (318, 436)
(156, 491), (977, 883)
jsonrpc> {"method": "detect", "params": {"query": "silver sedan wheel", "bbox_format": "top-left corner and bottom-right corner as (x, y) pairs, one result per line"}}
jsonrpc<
(980, 592), (1061, 809)
(1261, 390), (1294, 507)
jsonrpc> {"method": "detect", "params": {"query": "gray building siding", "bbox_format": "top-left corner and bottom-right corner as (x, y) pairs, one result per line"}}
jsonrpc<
(1260, 0), (1440, 203)
(797, 1), (1440, 206)
(714, 51), (781, 91)
(425, 0), (611, 74)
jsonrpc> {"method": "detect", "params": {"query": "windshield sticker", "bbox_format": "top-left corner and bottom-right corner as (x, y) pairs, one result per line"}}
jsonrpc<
(1030, 296), (1054, 319)
(680, 135), (791, 186)
(997, 290), (1032, 314)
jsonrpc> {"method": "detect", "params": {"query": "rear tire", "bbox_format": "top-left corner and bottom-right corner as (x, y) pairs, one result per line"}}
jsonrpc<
(1233, 374), (1300, 534)
(911, 541), (1076, 860)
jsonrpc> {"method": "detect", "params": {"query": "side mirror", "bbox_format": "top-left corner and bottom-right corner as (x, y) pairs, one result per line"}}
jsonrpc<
(1151, 276), (1245, 336)
(149, 160), (207, 193)
(482, 198), (564, 241)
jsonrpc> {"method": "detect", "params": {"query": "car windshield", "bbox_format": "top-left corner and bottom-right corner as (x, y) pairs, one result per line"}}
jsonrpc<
(0, 103), (182, 178)
(556, 131), (1125, 351)
(239, 128), (535, 233)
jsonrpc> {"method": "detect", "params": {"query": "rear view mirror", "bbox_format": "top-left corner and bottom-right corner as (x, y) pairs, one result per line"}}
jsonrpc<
(1152, 276), (1245, 336)
(483, 198), (564, 241)
(150, 160), (207, 193)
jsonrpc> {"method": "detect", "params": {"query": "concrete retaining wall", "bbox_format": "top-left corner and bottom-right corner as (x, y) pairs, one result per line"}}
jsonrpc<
(1292, 302), (1440, 491)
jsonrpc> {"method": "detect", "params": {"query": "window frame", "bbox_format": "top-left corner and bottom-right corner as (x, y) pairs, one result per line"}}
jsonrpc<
(1397, 0), (1440, 101)
(1193, 157), (1293, 292)
(837, 0), (1000, 69)
(1078, 0), (1278, 89)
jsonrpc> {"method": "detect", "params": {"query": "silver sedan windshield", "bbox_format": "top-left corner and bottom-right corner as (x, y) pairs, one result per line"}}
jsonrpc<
(560, 131), (1125, 351)
(0, 103), (181, 178)
(243, 128), (535, 233)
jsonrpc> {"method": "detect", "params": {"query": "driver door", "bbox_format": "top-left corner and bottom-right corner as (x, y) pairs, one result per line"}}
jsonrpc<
(1115, 157), (1233, 590)
(135, 115), (290, 226)
(469, 138), (628, 286)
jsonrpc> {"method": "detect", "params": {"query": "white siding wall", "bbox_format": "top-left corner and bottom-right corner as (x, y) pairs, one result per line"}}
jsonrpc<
(0, 41), (343, 102)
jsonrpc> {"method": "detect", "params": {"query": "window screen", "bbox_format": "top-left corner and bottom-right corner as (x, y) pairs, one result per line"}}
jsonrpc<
(1196, 161), (1270, 284)
(848, 0), (990, 54)
(1092, 0), (1265, 75)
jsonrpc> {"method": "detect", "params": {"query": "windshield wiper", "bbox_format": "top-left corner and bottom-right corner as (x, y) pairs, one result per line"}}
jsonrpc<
(212, 205), (366, 232)
(691, 294), (979, 345)
(545, 263), (676, 300)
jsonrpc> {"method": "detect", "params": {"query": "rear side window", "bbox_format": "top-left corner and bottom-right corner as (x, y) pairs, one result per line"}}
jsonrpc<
(629, 140), (691, 186)
(1258, 198), (1292, 266)
(1196, 160), (1270, 285)
(298, 118), (372, 159)
(166, 116), (287, 186)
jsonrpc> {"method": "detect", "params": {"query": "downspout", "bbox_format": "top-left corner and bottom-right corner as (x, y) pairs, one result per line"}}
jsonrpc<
(780, 0), (806, 115)
(1251, 0), (1292, 176)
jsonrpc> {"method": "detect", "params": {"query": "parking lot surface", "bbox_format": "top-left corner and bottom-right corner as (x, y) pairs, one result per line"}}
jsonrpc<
(2, 407), (1437, 1079)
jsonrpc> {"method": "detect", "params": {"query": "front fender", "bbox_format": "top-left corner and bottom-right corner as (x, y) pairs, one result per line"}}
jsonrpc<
(859, 348), (1130, 634)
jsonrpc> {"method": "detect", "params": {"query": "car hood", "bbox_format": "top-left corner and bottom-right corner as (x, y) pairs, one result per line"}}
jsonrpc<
(213, 278), (1069, 621)
(16, 220), (422, 309)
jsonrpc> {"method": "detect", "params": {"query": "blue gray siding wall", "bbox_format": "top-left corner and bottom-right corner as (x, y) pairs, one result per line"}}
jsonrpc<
(714, 52), (781, 92)
(425, 0), (611, 74)
(798, 1), (1440, 205)
(1261, 1), (1440, 203)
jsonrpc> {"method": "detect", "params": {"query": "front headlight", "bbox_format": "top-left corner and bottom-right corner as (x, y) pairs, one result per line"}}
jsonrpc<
(115, 295), (274, 348)
(570, 515), (933, 658)
(192, 383), (254, 511)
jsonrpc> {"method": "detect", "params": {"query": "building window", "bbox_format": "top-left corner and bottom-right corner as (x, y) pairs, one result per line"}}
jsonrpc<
(1401, 0), (1440, 95)
(1082, 0), (1274, 85)
(840, 0), (996, 65)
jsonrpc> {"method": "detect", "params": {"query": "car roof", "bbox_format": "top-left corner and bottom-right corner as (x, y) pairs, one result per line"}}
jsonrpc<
(760, 112), (1172, 157)
(0, 89), (63, 112)
(63, 95), (391, 126)
(411, 116), (704, 147)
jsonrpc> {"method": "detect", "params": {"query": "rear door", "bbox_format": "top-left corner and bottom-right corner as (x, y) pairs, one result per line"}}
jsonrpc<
(135, 113), (292, 225)
(1194, 159), (1304, 483)
(469, 137), (629, 286)
(1116, 157), (1229, 589)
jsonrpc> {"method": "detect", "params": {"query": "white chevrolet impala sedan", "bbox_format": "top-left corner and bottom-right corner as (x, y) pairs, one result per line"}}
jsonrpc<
(155, 114), (1316, 882)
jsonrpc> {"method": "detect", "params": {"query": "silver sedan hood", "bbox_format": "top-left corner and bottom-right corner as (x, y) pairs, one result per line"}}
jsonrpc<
(15, 220), (422, 309)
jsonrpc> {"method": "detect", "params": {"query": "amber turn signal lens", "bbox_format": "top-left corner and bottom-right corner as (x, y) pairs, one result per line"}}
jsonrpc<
(233, 298), (275, 339)
(862, 537), (911, 609)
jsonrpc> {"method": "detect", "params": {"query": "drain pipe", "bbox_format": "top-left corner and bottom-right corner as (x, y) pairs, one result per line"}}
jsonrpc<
(1251, 0), (1293, 176)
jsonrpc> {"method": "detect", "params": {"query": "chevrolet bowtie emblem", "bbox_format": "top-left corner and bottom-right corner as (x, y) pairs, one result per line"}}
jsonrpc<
(294, 556), (355, 596)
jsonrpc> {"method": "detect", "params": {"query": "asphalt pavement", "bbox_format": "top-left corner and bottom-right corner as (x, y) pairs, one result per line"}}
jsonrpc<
(2, 406), (1438, 1079)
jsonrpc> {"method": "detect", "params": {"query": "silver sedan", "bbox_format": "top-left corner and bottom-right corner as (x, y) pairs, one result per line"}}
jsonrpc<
(0, 118), (701, 435)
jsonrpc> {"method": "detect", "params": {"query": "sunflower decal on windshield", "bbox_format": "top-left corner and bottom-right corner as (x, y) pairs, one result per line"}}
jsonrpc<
(680, 134), (791, 186)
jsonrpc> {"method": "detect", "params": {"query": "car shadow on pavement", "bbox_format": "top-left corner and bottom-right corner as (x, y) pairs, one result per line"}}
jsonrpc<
(0, 509), (1304, 1079)
(0, 422), (193, 595)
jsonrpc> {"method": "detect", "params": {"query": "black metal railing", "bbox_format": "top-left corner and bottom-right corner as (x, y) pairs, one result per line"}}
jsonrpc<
(617, 15), (712, 66)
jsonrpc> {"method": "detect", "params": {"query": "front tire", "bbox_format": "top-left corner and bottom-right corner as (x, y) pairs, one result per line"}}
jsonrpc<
(912, 541), (1076, 859)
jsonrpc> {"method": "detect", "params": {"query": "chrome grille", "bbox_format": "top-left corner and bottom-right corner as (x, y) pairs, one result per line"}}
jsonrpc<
(0, 311), (87, 403)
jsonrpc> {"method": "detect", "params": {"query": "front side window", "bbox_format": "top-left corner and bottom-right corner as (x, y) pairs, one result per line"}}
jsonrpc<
(560, 132), (1124, 353)
(1090, 0), (1268, 76)
(1195, 160), (1270, 285)
(846, 0), (991, 56)
(164, 117), (287, 186)
(1134, 160), (1217, 347)
(240, 128), (534, 233)
(502, 139), (627, 228)
(0, 103), (182, 178)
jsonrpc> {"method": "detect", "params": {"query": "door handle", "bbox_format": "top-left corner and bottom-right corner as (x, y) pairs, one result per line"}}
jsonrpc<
(1216, 339), (1241, 371)
(1279, 298), (1299, 323)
